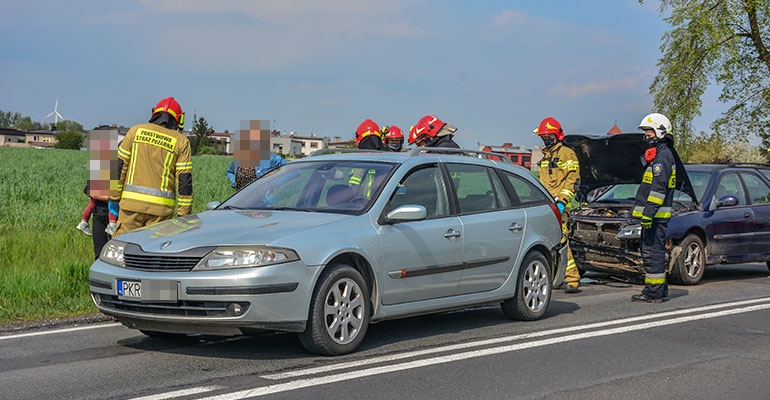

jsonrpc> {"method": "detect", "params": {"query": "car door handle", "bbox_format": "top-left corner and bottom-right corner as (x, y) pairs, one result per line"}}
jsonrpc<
(508, 222), (523, 232)
(443, 229), (461, 239)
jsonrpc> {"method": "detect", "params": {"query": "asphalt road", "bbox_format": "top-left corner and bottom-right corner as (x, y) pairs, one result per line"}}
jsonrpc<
(2, 263), (769, 400)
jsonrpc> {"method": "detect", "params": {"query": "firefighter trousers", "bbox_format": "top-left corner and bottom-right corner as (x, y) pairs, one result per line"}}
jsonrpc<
(561, 211), (580, 288)
(114, 209), (169, 238)
(641, 220), (668, 298)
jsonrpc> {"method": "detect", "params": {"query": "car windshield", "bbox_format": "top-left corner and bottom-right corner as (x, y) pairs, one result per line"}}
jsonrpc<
(686, 171), (710, 202)
(219, 160), (396, 213)
(593, 183), (696, 206)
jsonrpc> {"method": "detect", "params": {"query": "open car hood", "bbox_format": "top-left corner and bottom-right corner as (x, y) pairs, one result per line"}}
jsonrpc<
(561, 133), (697, 203)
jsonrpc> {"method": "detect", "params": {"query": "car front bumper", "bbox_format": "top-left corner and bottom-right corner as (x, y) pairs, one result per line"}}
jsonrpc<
(88, 259), (322, 334)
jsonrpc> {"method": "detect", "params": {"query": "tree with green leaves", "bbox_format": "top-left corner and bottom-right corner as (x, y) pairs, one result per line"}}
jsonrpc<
(54, 120), (84, 133)
(642, 0), (770, 157)
(53, 131), (85, 150)
(190, 116), (212, 156)
(0, 110), (24, 128)
(12, 116), (45, 132)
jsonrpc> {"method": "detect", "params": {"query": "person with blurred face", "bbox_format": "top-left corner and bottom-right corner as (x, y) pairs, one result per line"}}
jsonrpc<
(226, 120), (287, 191)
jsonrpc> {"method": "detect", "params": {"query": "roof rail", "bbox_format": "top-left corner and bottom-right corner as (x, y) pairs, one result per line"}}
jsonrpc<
(308, 148), (389, 157)
(405, 146), (513, 163)
(726, 162), (770, 168)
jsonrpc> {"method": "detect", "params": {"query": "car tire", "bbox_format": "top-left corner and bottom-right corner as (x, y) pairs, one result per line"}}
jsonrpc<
(501, 251), (552, 321)
(298, 264), (370, 356)
(670, 234), (705, 285)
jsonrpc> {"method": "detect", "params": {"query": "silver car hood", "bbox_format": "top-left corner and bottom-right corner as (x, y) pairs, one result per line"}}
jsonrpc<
(116, 210), (353, 253)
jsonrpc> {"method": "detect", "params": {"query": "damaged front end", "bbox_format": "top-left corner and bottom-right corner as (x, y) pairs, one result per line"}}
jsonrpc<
(562, 133), (698, 279)
(568, 203), (645, 275)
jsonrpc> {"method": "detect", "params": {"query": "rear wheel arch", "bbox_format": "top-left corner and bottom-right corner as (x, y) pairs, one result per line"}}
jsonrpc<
(526, 243), (559, 284)
(501, 249), (552, 321)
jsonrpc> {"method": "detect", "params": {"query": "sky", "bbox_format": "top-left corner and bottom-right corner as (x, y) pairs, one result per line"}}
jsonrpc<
(0, 0), (725, 149)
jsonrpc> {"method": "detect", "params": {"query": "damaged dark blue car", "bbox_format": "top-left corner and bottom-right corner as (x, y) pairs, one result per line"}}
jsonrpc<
(565, 133), (770, 285)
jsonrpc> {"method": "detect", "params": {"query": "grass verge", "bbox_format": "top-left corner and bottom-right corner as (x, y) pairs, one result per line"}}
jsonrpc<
(0, 147), (233, 324)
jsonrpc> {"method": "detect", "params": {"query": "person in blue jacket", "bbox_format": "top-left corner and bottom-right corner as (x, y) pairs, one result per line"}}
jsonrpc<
(227, 152), (287, 190)
(226, 121), (287, 191)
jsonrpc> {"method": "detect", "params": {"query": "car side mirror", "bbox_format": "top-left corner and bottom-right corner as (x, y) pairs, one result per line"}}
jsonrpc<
(383, 205), (427, 224)
(716, 195), (738, 208)
(206, 201), (221, 210)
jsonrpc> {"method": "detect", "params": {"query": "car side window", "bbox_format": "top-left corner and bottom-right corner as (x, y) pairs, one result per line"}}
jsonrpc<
(715, 173), (746, 205)
(387, 165), (449, 218)
(446, 163), (510, 213)
(759, 168), (770, 182)
(739, 172), (770, 205)
(502, 171), (550, 206)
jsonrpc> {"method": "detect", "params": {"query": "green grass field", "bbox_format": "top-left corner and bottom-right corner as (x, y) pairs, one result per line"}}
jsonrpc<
(0, 147), (234, 323)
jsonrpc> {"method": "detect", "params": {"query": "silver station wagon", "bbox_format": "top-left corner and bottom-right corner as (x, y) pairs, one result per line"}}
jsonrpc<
(89, 148), (567, 355)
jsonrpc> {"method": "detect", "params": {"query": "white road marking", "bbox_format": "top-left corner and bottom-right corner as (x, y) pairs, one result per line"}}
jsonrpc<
(126, 386), (224, 400)
(262, 296), (770, 380)
(0, 322), (119, 340)
(193, 300), (770, 399)
(6, 298), (770, 399)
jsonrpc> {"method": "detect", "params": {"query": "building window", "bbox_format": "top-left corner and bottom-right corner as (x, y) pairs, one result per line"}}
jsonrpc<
(522, 155), (531, 164)
(310, 142), (318, 148)
(510, 155), (519, 163)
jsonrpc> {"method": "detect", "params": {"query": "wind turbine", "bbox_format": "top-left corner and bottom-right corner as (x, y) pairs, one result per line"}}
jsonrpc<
(43, 96), (65, 123)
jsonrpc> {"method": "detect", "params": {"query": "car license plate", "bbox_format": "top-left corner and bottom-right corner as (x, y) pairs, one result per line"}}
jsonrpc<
(145, 280), (178, 303)
(117, 279), (141, 301)
(117, 279), (178, 302)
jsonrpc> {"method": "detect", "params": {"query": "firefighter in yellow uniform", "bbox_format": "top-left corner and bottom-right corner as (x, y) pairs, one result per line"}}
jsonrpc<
(349, 118), (384, 198)
(534, 117), (582, 293)
(111, 97), (193, 237)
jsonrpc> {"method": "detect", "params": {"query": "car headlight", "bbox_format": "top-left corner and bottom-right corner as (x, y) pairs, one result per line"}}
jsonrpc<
(193, 247), (300, 270)
(616, 225), (642, 240)
(100, 240), (126, 267)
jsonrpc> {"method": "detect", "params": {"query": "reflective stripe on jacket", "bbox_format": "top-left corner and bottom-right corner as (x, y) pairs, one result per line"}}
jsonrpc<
(538, 142), (580, 203)
(633, 143), (676, 221)
(112, 123), (193, 217)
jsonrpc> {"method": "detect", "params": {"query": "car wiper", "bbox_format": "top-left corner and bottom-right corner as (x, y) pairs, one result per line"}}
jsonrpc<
(219, 205), (243, 210)
(272, 207), (315, 212)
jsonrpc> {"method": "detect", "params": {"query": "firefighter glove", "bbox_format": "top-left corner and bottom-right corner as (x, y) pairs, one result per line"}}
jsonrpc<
(556, 200), (566, 213)
(640, 215), (653, 230)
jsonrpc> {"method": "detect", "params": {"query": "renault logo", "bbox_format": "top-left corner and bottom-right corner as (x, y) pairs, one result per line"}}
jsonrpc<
(160, 241), (172, 250)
